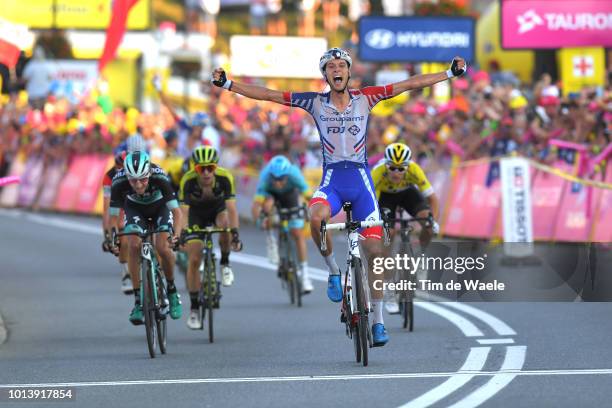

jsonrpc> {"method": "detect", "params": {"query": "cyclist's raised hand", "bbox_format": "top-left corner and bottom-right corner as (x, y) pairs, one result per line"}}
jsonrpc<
(447, 56), (467, 78)
(211, 68), (232, 90)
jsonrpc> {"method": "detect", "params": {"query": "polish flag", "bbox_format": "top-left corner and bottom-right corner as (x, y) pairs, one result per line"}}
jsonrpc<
(0, 38), (20, 68)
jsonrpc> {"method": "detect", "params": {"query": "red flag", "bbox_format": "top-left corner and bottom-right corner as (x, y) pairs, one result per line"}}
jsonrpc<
(98, 0), (139, 72)
(0, 38), (20, 68)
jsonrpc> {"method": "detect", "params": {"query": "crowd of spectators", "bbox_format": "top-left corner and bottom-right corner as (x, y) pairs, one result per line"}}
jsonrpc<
(1, 52), (611, 183)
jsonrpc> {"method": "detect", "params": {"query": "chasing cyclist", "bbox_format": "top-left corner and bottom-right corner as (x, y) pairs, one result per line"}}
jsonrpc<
(211, 48), (465, 346)
(109, 151), (183, 325)
(178, 146), (243, 330)
(371, 142), (440, 313)
(102, 146), (131, 294)
(251, 155), (314, 294)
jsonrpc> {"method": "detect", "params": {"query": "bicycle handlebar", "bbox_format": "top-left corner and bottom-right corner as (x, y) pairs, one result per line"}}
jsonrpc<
(319, 219), (389, 252)
(179, 228), (236, 244)
(322, 219), (384, 231)
(385, 215), (433, 227)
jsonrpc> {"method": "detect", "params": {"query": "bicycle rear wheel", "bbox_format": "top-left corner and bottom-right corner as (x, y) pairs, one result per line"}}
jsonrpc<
(142, 261), (157, 358)
(353, 258), (369, 367)
(402, 241), (416, 332)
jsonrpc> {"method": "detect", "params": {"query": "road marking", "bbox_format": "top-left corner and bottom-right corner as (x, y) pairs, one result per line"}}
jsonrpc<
(448, 346), (527, 408)
(476, 339), (515, 345)
(398, 347), (490, 408)
(429, 299), (517, 336)
(4, 365), (612, 389)
(415, 302), (483, 337)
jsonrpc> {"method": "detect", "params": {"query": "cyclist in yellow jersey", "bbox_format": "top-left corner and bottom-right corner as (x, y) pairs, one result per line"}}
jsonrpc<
(178, 146), (243, 330)
(371, 143), (440, 314)
(371, 143), (440, 247)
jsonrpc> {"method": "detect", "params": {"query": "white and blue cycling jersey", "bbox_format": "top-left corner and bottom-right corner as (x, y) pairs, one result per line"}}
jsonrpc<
(282, 85), (394, 239)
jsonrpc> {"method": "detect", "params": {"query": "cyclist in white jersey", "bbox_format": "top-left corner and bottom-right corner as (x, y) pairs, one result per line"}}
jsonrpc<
(212, 48), (466, 346)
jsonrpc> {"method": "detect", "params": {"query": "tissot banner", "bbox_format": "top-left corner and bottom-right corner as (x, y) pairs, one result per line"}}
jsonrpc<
(501, 0), (612, 49)
(358, 16), (475, 62)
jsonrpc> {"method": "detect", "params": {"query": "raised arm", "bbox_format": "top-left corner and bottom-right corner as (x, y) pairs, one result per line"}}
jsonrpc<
(211, 68), (286, 105)
(389, 57), (467, 98)
(152, 75), (182, 121)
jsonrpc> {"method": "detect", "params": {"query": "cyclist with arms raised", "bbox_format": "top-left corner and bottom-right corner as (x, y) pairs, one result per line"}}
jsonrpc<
(211, 48), (465, 346)
(251, 155), (313, 294)
(109, 151), (183, 325)
(179, 146), (243, 330)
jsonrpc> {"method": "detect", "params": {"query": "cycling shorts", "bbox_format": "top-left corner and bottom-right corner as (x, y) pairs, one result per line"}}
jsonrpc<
(309, 161), (382, 239)
(123, 201), (174, 234)
(272, 190), (304, 230)
(379, 185), (430, 218)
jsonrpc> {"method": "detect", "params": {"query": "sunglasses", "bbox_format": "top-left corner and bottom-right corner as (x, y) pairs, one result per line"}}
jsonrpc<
(195, 164), (217, 174)
(387, 165), (407, 172)
(272, 175), (288, 182)
(128, 176), (149, 184)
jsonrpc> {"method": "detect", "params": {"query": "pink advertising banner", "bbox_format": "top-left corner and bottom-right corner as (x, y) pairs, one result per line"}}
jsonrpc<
(55, 156), (90, 212)
(530, 161), (572, 240)
(74, 155), (109, 214)
(591, 165), (612, 242)
(443, 163), (500, 238)
(38, 159), (67, 210)
(501, 0), (612, 49)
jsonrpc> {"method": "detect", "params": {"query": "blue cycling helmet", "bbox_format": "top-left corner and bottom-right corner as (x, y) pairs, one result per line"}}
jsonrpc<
(268, 155), (291, 178)
(191, 112), (210, 128)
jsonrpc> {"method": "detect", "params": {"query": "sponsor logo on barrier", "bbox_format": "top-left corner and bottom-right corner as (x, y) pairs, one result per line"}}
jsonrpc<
(501, 158), (534, 255)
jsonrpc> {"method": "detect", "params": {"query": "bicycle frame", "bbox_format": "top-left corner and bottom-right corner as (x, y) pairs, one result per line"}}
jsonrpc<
(117, 222), (169, 358)
(320, 202), (389, 366)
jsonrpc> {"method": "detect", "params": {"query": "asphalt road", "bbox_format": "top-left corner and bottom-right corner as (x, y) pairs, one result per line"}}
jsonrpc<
(0, 208), (611, 408)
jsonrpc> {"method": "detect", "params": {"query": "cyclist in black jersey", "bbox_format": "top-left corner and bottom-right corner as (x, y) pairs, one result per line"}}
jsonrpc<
(109, 151), (183, 326)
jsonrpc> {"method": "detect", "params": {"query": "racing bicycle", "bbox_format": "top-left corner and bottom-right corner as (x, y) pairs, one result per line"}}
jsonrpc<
(179, 227), (234, 343)
(383, 211), (433, 331)
(320, 202), (388, 367)
(117, 221), (170, 359)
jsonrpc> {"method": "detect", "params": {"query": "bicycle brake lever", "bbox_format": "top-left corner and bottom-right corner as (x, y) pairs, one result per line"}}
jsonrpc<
(320, 221), (327, 252)
(383, 221), (391, 247)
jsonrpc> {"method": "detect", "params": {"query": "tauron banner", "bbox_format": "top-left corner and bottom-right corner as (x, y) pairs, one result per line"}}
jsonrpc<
(358, 16), (475, 62)
(501, 0), (612, 49)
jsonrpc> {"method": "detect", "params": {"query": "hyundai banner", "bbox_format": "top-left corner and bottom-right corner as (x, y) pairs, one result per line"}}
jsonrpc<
(501, 0), (612, 49)
(358, 16), (474, 62)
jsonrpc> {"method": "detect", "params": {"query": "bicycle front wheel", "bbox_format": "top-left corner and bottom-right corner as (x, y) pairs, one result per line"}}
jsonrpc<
(156, 271), (167, 354)
(142, 260), (157, 358)
(353, 257), (369, 367)
(206, 257), (215, 343)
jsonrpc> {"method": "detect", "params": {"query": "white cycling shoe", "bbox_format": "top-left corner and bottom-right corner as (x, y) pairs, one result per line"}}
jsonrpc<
(186, 309), (202, 330)
(121, 267), (133, 295)
(221, 265), (234, 287)
(266, 238), (279, 265)
(385, 300), (400, 315)
(301, 275), (314, 294)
